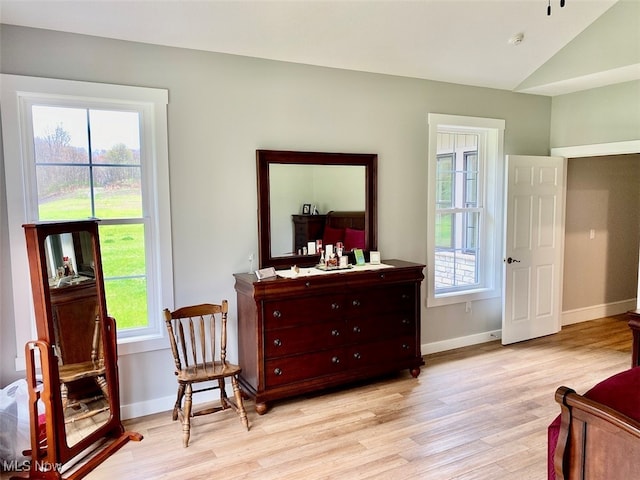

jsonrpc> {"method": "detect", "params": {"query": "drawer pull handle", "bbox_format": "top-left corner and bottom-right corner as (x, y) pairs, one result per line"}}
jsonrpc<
(401, 293), (409, 300)
(331, 356), (340, 364)
(274, 368), (283, 376)
(272, 310), (282, 318)
(353, 326), (361, 334)
(379, 273), (385, 279)
(331, 329), (340, 337)
(402, 344), (410, 350)
(305, 281), (311, 288)
(352, 299), (361, 307)
(331, 303), (340, 310)
(353, 352), (361, 360)
(402, 318), (410, 325)
(273, 338), (282, 347)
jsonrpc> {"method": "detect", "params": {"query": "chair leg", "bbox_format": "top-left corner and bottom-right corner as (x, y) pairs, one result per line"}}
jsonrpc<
(218, 378), (229, 409)
(61, 382), (69, 409)
(231, 376), (249, 430)
(174, 383), (185, 421)
(96, 375), (110, 403)
(182, 384), (193, 447)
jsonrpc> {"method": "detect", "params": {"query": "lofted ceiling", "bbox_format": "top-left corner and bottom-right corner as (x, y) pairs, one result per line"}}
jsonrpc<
(1, 0), (638, 96)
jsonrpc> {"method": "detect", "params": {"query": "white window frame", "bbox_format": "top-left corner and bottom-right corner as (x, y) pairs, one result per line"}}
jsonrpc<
(1, 74), (173, 370)
(427, 113), (505, 307)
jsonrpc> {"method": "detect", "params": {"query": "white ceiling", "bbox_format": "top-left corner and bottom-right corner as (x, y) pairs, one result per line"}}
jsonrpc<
(0, 0), (634, 95)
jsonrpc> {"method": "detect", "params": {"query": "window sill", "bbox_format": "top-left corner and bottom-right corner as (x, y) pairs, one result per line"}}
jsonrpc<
(427, 287), (500, 308)
(14, 333), (168, 371)
(116, 333), (168, 356)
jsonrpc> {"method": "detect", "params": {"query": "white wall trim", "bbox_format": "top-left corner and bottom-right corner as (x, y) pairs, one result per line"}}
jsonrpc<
(552, 139), (640, 313)
(120, 394), (174, 420)
(561, 298), (637, 326)
(422, 329), (501, 355)
(551, 140), (640, 158)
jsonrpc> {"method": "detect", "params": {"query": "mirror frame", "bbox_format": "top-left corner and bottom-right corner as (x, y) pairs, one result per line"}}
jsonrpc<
(22, 220), (140, 477)
(257, 149), (378, 270)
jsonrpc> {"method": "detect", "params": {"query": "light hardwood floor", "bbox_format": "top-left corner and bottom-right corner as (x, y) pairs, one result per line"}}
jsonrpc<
(87, 315), (633, 479)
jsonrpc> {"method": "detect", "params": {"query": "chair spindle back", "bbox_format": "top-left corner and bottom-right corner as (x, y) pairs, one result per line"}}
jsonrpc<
(164, 302), (228, 374)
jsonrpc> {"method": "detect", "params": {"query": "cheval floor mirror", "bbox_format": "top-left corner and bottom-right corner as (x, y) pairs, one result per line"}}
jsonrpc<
(14, 220), (141, 480)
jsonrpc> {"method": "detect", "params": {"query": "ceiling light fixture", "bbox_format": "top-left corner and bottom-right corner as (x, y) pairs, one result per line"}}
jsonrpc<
(548, 0), (566, 16)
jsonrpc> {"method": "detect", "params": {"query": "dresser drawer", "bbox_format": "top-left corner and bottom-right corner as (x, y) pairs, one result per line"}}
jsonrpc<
(348, 314), (415, 343)
(265, 321), (346, 357)
(265, 348), (347, 387)
(264, 295), (345, 329)
(347, 336), (417, 369)
(346, 284), (415, 317)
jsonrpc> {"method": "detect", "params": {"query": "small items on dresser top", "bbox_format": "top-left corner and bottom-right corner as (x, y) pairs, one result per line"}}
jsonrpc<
(277, 261), (392, 278)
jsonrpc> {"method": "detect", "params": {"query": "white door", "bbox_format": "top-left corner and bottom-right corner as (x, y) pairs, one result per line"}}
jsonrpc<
(502, 155), (566, 345)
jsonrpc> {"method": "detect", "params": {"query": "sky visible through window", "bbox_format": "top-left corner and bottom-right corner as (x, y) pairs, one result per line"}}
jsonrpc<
(32, 106), (140, 151)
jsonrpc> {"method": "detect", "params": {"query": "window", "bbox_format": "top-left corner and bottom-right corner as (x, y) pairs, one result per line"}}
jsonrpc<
(427, 114), (505, 307)
(1, 75), (173, 368)
(32, 106), (150, 331)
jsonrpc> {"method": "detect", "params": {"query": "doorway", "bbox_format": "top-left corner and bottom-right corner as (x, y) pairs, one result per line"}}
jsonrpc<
(552, 141), (640, 323)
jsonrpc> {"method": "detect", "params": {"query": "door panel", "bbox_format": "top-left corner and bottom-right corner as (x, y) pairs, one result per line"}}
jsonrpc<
(502, 155), (566, 344)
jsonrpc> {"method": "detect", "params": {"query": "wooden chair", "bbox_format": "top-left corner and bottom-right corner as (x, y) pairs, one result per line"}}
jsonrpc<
(58, 312), (109, 411)
(164, 301), (249, 447)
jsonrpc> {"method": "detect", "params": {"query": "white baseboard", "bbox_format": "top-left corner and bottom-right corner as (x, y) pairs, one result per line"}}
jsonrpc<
(422, 329), (501, 355)
(421, 298), (637, 356)
(561, 298), (636, 326)
(120, 394), (175, 420)
(119, 379), (229, 420)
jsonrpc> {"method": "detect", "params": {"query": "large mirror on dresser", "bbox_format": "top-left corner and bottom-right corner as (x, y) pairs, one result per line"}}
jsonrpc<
(19, 220), (141, 480)
(256, 149), (378, 269)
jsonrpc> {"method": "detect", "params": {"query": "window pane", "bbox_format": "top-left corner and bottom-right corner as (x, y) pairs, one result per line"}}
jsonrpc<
(104, 278), (148, 329)
(89, 110), (140, 165)
(99, 224), (148, 329)
(435, 211), (480, 290)
(93, 166), (143, 218)
(32, 105), (89, 161)
(464, 152), (478, 206)
(36, 166), (92, 220)
(436, 154), (454, 208)
(99, 224), (146, 276)
(436, 212), (453, 248)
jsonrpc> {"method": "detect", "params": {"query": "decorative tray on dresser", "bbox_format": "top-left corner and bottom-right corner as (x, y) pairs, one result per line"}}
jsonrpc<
(233, 259), (425, 414)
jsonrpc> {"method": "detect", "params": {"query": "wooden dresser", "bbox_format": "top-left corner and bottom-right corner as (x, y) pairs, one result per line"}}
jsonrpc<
(233, 259), (425, 414)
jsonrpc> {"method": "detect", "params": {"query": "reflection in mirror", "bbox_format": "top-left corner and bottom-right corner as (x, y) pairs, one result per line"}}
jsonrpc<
(45, 232), (110, 448)
(257, 150), (377, 269)
(269, 164), (366, 257)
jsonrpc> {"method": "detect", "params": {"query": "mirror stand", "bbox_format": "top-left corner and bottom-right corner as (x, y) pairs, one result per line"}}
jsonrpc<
(13, 221), (142, 480)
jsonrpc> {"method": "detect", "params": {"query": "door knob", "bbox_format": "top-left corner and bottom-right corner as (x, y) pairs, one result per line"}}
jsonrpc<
(505, 257), (521, 264)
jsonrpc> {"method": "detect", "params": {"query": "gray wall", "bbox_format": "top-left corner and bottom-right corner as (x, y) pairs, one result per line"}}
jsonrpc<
(551, 80), (640, 147)
(1, 23), (635, 413)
